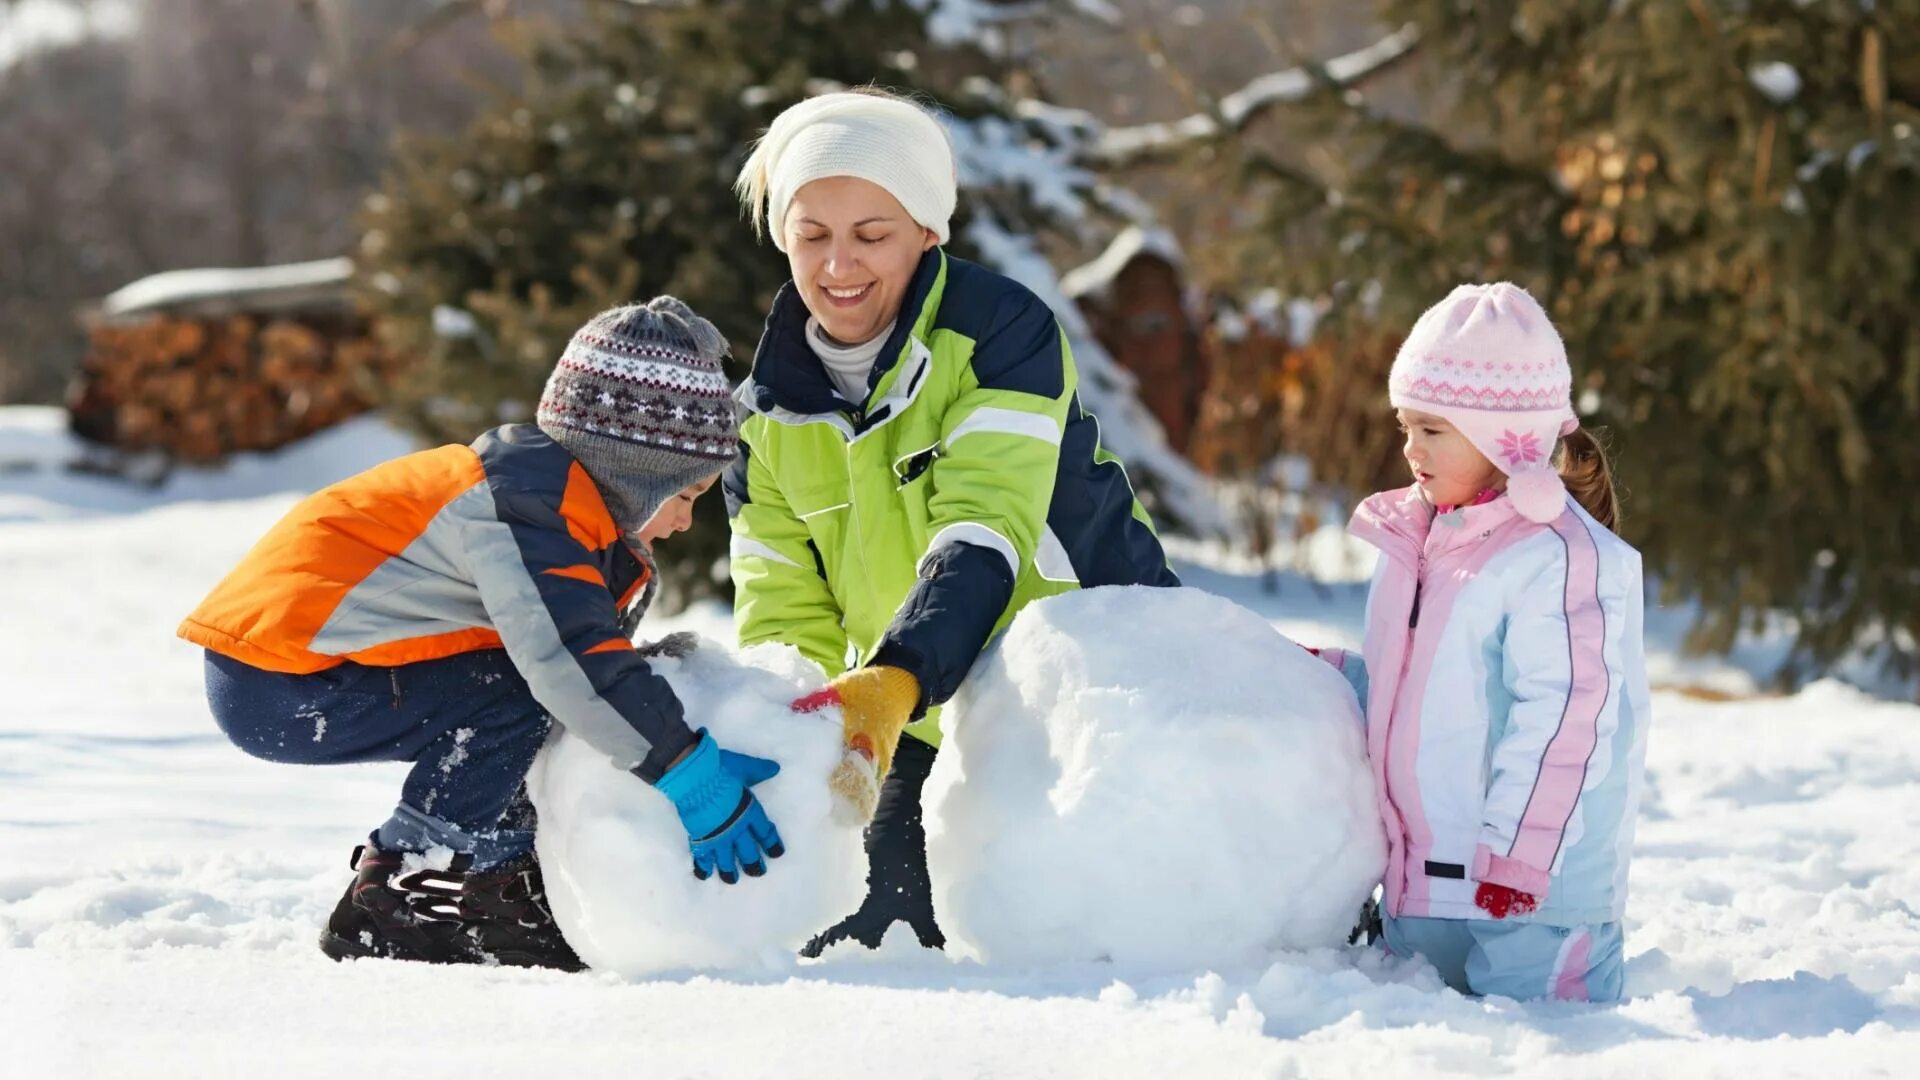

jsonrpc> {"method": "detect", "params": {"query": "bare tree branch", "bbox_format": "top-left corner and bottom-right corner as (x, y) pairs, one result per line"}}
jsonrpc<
(382, 0), (491, 62)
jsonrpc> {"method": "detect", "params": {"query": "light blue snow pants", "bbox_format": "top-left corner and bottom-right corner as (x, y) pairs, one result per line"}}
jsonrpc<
(1381, 914), (1625, 1003)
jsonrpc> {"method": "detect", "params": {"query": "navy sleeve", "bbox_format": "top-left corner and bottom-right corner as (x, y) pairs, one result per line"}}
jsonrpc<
(464, 436), (698, 781)
(870, 541), (1017, 711)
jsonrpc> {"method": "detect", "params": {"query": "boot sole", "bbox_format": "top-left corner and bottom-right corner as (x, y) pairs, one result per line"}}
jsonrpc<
(479, 947), (589, 973)
(322, 928), (584, 971)
(319, 928), (478, 965)
(318, 928), (386, 962)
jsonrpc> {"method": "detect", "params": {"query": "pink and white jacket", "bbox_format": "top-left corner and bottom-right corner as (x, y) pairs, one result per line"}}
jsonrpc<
(1328, 486), (1651, 926)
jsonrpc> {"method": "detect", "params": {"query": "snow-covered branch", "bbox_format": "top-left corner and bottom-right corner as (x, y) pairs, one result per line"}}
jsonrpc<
(1087, 23), (1421, 166)
(96, 258), (354, 323)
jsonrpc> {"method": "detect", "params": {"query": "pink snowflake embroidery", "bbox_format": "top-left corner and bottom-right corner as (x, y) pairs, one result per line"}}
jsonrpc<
(1498, 429), (1543, 468)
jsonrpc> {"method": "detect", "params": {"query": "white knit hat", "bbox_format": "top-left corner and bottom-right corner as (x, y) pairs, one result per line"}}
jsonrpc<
(735, 91), (957, 252)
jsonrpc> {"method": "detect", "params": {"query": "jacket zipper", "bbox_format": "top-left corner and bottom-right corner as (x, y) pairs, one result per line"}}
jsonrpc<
(842, 427), (884, 658)
(1409, 551), (1427, 627)
(1387, 549), (1428, 911)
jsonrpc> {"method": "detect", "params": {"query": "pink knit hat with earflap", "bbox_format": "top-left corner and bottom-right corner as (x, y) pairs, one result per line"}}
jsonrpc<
(1388, 283), (1579, 524)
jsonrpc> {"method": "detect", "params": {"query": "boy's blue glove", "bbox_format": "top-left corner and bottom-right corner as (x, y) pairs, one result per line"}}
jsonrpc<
(652, 730), (785, 884)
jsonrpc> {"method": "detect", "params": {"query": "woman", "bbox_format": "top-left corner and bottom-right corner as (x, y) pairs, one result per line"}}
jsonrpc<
(726, 89), (1179, 956)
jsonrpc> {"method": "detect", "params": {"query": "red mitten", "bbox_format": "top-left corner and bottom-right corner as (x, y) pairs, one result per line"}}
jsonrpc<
(1299, 644), (1351, 675)
(1474, 882), (1539, 919)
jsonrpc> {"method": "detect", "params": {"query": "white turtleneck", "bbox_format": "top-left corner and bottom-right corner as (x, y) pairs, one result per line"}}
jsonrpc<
(806, 316), (896, 406)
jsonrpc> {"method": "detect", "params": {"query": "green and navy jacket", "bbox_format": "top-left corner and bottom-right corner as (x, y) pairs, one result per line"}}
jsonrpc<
(724, 249), (1178, 747)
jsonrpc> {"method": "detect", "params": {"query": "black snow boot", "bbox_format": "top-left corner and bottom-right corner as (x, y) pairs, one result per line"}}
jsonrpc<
(801, 736), (945, 958)
(460, 852), (587, 972)
(1348, 893), (1384, 947)
(319, 844), (479, 964)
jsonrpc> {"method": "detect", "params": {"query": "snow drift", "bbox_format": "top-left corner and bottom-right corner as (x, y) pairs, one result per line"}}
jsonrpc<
(527, 641), (866, 976)
(924, 586), (1385, 970)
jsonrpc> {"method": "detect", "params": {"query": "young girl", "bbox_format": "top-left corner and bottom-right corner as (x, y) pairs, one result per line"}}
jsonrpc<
(1320, 282), (1650, 1003)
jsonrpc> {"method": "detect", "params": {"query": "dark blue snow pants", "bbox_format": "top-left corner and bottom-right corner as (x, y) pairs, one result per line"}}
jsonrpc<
(203, 648), (550, 868)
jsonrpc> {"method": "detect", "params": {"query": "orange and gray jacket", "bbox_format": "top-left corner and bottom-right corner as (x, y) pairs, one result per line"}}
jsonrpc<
(179, 424), (697, 780)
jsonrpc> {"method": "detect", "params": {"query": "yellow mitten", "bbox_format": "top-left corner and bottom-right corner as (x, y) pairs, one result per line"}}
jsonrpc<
(792, 666), (922, 822)
(792, 665), (922, 775)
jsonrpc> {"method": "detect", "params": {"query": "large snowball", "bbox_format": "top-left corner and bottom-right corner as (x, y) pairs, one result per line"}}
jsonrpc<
(924, 586), (1386, 970)
(527, 641), (866, 976)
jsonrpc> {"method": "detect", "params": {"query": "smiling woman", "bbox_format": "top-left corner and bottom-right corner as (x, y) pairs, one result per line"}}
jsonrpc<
(786, 177), (935, 350)
(727, 88), (1181, 957)
(782, 175), (938, 401)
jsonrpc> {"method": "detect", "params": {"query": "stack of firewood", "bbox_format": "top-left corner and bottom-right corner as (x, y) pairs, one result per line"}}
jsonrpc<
(69, 314), (402, 463)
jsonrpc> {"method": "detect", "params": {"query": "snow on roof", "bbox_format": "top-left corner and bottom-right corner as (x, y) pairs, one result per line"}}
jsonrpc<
(1059, 226), (1184, 301)
(97, 257), (354, 323)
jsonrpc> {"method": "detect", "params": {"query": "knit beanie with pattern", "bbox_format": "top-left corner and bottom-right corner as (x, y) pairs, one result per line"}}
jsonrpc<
(1387, 282), (1580, 524)
(536, 297), (737, 538)
(736, 91), (957, 252)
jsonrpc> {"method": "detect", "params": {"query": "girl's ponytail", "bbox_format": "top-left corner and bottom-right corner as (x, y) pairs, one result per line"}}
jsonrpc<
(1557, 427), (1619, 532)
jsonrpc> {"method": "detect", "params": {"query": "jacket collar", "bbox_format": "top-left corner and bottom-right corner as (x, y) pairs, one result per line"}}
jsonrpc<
(741, 247), (946, 421)
(1349, 484), (1523, 568)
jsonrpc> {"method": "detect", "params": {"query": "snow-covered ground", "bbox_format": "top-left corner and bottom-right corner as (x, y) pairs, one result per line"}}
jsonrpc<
(4, 406), (1918, 1078)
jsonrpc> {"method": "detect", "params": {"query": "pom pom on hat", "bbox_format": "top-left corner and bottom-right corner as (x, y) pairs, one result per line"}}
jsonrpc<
(1506, 465), (1569, 524)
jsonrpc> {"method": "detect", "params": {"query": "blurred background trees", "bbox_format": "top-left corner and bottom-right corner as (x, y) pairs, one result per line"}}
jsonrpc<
(2, 0), (1914, 679)
(0, 0), (512, 402)
(1212, 0), (1918, 677)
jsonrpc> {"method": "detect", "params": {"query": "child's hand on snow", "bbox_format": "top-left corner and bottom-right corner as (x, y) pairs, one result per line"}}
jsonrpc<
(1474, 882), (1539, 919)
(652, 731), (785, 885)
(1299, 641), (1352, 670)
(636, 631), (699, 659)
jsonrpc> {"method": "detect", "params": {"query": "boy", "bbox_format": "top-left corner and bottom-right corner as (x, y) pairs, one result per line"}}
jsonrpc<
(180, 298), (785, 971)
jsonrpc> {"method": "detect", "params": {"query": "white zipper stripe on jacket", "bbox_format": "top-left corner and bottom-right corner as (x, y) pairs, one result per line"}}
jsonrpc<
(1034, 527), (1079, 582)
(919, 521), (1020, 581)
(945, 406), (1062, 449)
(729, 534), (805, 570)
(744, 397), (856, 439)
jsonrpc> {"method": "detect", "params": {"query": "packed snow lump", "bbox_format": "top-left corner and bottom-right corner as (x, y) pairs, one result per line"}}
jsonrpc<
(924, 586), (1386, 970)
(526, 641), (866, 976)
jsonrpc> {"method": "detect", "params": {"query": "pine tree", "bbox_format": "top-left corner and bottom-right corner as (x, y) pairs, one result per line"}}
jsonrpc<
(1226, 1), (1919, 680)
(355, 0), (1010, 606)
